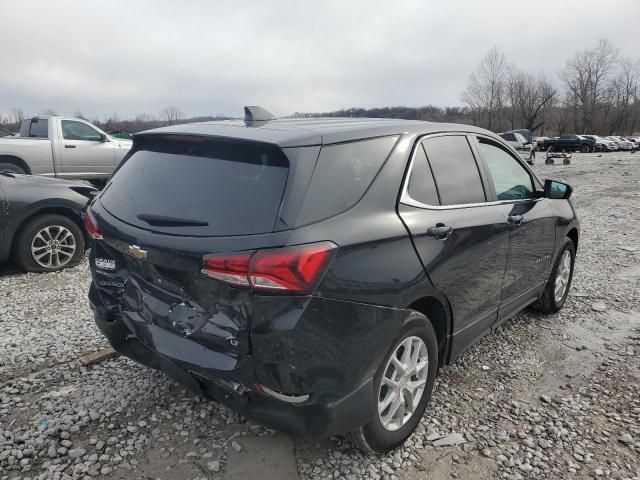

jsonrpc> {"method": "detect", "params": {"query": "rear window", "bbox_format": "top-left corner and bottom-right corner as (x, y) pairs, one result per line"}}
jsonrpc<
(294, 136), (398, 226)
(20, 119), (49, 138)
(422, 135), (486, 206)
(500, 133), (516, 141)
(99, 136), (289, 236)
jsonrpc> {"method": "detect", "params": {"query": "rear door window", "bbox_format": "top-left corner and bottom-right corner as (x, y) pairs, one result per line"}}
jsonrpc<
(422, 135), (486, 205)
(295, 136), (398, 226)
(99, 137), (289, 236)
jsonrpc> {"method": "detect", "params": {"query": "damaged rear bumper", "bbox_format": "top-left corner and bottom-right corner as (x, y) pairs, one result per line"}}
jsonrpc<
(89, 286), (410, 438)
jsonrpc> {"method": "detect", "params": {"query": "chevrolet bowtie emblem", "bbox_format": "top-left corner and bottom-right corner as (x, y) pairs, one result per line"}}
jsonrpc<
(127, 244), (148, 259)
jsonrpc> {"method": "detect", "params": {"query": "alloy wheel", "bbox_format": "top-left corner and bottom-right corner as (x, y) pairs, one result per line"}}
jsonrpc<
(554, 250), (572, 302)
(30, 225), (77, 269)
(378, 336), (429, 431)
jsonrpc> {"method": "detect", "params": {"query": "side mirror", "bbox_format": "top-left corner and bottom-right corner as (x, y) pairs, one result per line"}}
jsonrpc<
(99, 133), (109, 142)
(544, 179), (572, 199)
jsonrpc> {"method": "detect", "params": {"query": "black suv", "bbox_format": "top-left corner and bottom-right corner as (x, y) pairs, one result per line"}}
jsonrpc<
(87, 110), (579, 453)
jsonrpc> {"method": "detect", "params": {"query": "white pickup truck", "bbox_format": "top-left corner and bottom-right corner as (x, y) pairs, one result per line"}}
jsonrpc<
(0, 116), (132, 181)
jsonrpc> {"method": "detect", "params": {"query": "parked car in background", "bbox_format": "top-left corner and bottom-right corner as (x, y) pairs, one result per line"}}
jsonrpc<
(0, 172), (96, 272)
(0, 127), (15, 138)
(542, 134), (595, 153)
(535, 136), (550, 151)
(580, 135), (618, 152)
(624, 137), (639, 150)
(606, 136), (633, 151)
(0, 116), (132, 181)
(499, 131), (535, 164)
(86, 110), (579, 454)
(108, 130), (134, 140)
(507, 128), (534, 144)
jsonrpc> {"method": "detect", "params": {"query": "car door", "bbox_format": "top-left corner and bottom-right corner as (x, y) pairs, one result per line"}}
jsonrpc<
(472, 135), (557, 321)
(398, 133), (511, 358)
(57, 120), (115, 176)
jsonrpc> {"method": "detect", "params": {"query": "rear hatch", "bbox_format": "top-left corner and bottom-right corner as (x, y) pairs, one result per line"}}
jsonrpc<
(90, 134), (295, 367)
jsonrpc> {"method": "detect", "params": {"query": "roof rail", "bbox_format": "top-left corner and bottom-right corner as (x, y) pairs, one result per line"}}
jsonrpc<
(244, 106), (275, 124)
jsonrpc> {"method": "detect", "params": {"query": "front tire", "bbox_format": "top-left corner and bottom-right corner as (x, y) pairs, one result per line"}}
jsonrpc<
(13, 214), (85, 272)
(580, 144), (590, 153)
(532, 238), (575, 314)
(347, 313), (438, 453)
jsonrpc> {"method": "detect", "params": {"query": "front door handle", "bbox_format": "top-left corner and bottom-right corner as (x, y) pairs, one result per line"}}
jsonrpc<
(426, 224), (452, 239)
(508, 214), (523, 226)
(64, 144), (76, 149)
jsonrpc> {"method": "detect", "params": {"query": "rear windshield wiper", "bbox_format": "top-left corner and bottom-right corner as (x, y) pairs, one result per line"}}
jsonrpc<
(136, 213), (209, 227)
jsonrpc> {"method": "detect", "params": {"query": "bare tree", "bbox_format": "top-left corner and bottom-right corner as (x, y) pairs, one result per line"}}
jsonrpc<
(561, 39), (619, 133)
(604, 58), (640, 134)
(159, 107), (183, 126)
(10, 108), (25, 125)
(462, 47), (508, 131)
(506, 69), (557, 131)
(41, 108), (57, 115)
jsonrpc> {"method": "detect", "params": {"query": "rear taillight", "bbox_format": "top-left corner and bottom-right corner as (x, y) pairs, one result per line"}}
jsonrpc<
(83, 209), (103, 239)
(201, 242), (337, 293)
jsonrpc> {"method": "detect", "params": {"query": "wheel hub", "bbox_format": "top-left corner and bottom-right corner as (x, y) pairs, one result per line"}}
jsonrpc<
(554, 250), (572, 302)
(31, 225), (76, 268)
(377, 336), (429, 432)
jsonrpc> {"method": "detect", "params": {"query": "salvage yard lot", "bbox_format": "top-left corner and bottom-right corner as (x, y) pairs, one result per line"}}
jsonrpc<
(1, 152), (639, 480)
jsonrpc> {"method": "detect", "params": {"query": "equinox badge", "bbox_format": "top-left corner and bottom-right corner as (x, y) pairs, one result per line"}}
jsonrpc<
(127, 244), (148, 259)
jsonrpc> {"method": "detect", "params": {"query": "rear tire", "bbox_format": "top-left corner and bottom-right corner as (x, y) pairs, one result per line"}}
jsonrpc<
(347, 313), (438, 454)
(580, 144), (590, 153)
(13, 214), (85, 273)
(532, 238), (575, 314)
(0, 162), (26, 174)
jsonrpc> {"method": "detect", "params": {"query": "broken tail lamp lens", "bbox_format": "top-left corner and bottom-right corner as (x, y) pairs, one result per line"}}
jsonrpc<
(201, 242), (337, 293)
(83, 209), (103, 240)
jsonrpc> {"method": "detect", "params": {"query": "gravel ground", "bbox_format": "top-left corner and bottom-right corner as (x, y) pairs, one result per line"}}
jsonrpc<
(1, 152), (639, 480)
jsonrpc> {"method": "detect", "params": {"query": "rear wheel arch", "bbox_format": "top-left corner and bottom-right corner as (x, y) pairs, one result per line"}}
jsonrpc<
(0, 155), (31, 174)
(407, 296), (451, 366)
(11, 207), (85, 254)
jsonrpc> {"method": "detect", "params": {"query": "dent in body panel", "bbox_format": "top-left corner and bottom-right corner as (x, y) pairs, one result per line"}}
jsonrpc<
(250, 295), (414, 401)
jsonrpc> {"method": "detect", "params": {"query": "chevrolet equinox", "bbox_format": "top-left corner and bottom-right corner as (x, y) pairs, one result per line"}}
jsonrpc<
(87, 107), (579, 453)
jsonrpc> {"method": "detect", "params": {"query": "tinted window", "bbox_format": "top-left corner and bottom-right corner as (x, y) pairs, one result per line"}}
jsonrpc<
(24, 119), (49, 138)
(295, 136), (398, 226)
(62, 120), (102, 141)
(478, 139), (534, 201)
(500, 133), (516, 141)
(423, 135), (486, 205)
(100, 137), (289, 236)
(407, 144), (439, 205)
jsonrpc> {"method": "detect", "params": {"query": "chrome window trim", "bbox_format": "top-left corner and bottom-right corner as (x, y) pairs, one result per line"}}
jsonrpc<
(400, 132), (542, 211)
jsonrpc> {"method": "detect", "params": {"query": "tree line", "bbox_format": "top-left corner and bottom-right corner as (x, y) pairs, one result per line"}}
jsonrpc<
(300, 40), (639, 136)
(2, 39), (637, 136)
(0, 106), (230, 134)
(462, 39), (639, 135)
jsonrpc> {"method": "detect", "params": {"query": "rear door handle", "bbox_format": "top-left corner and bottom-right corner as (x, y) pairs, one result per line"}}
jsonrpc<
(426, 224), (452, 239)
(64, 144), (76, 149)
(508, 214), (523, 226)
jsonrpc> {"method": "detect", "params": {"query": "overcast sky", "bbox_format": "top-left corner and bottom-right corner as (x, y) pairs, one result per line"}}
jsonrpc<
(1, 0), (638, 120)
